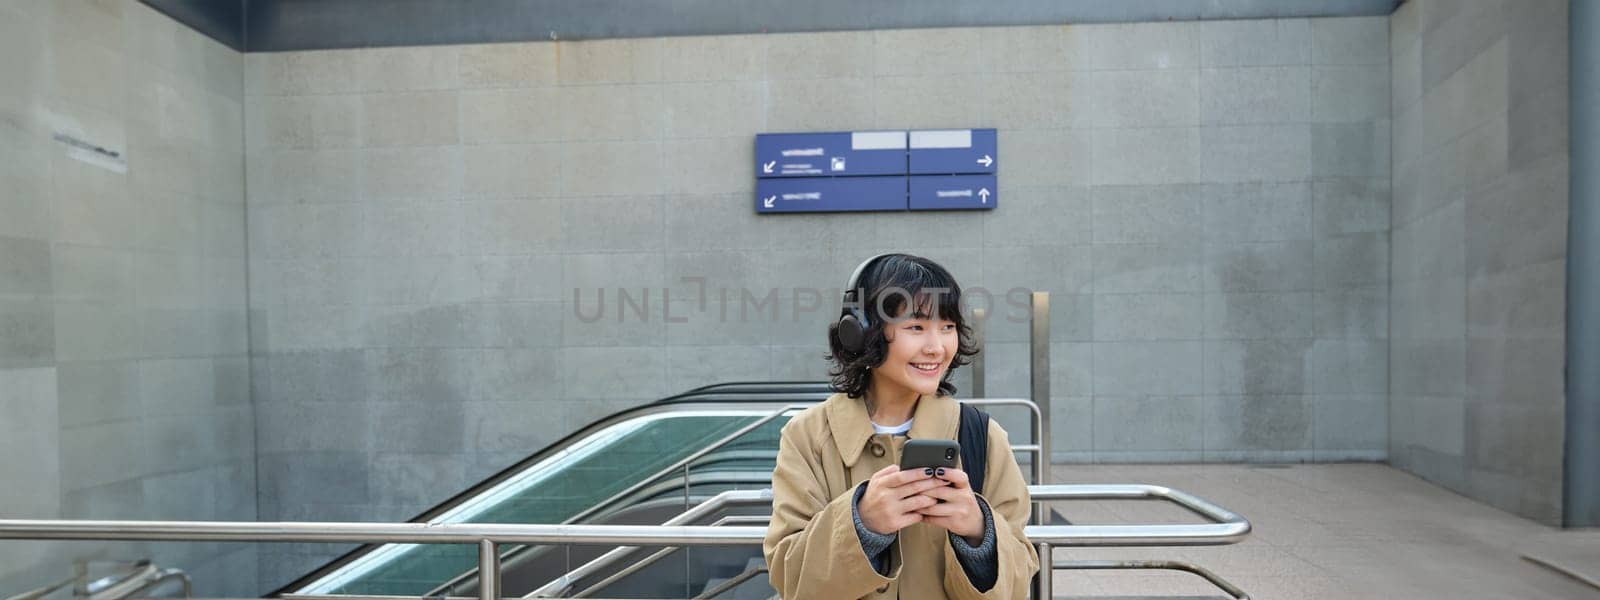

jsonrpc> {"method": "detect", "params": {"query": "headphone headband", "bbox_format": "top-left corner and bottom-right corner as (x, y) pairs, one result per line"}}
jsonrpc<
(843, 253), (895, 303)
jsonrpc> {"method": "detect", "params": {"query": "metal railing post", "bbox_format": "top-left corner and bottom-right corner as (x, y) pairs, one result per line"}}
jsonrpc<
(478, 540), (499, 600)
(1035, 542), (1052, 600)
(1030, 292), (1051, 525)
(972, 307), (986, 398)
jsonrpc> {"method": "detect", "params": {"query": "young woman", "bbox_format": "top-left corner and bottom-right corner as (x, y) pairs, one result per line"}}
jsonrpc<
(763, 253), (1039, 599)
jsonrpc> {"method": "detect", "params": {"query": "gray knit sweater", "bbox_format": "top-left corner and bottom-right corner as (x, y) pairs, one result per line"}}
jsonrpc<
(850, 480), (1000, 592)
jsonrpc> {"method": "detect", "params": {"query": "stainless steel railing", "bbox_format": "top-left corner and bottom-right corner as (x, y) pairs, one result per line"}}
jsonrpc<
(0, 483), (1249, 600)
(431, 396), (1045, 597)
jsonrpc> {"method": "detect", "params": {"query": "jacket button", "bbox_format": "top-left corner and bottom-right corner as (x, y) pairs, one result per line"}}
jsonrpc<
(875, 584), (889, 594)
(870, 443), (886, 458)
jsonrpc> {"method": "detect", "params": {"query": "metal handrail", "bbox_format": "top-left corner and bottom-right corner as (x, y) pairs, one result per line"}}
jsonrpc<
(444, 396), (1046, 597)
(280, 383), (831, 596)
(529, 490), (770, 598)
(426, 405), (814, 597)
(0, 483), (1247, 600)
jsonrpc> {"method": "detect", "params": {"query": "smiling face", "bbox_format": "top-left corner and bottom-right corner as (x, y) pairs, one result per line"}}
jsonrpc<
(874, 300), (960, 397)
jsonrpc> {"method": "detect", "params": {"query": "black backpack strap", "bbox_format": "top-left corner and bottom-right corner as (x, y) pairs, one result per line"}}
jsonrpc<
(957, 403), (990, 495)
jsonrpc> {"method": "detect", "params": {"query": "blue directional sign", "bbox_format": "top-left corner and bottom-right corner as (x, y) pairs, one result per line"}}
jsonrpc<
(756, 177), (906, 213)
(908, 129), (997, 175)
(755, 131), (907, 178)
(909, 175), (997, 211)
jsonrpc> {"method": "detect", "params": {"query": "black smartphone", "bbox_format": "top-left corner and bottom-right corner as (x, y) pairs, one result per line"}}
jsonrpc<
(900, 439), (960, 471)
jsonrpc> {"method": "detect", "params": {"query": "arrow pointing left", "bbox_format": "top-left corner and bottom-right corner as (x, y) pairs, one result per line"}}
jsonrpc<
(762, 195), (777, 208)
(762, 161), (776, 173)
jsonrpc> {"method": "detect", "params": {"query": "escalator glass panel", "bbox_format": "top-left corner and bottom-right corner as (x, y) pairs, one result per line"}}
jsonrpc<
(305, 411), (772, 596)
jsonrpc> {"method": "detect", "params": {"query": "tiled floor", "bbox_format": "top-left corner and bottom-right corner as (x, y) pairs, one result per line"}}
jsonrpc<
(1044, 464), (1600, 599)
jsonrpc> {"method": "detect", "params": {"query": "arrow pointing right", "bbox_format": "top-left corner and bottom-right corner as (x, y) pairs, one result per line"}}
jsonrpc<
(977, 155), (993, 167)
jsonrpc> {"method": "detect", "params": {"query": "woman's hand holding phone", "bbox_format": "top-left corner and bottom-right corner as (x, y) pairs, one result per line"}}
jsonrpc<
(858, 465), (948, 535)
(916, 467), (984, 546)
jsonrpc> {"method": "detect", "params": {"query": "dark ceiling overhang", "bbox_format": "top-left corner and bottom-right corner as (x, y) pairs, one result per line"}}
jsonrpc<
(141, 0), (1402, 53)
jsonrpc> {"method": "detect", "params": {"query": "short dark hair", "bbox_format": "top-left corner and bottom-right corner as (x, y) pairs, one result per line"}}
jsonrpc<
(825, 253), (980, 399)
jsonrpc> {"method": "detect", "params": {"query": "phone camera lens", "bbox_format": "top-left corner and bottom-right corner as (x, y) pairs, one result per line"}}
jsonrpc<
(945, 449), (956, 459)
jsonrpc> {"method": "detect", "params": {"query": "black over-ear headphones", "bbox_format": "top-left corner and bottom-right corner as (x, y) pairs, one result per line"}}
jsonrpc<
(836, 253), (895, 354)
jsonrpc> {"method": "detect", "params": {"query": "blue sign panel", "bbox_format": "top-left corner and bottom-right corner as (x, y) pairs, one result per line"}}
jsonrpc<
(909, 175), (996, 211)
(908, 129), (997, 175)
(756, 177), (906, 213)
(755, 131), (907, 178)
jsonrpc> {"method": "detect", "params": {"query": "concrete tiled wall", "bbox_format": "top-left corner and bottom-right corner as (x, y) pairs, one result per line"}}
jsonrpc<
(0, 0), (254, 595)
(244, 17), (1392, 584)
(1388, 0), (1569, 525)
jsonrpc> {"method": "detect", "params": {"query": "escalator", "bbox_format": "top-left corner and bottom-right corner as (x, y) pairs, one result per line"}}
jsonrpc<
(275, 382), (834, 599)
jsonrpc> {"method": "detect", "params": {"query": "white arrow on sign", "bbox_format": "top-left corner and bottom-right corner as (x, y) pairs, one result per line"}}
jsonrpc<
(763, 195), (777, 208)
(979, 188), (990, 204)
(762, 161), (776, 173)
(977, 155), (993, 167)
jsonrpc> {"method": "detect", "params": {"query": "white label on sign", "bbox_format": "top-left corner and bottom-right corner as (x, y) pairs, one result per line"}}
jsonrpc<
(936, 189), (973, 198)
(851, 131), (906, 150)
(782, 192), (822, 200)
(783, 147), (825, 156)
(910, 130), (972, 149)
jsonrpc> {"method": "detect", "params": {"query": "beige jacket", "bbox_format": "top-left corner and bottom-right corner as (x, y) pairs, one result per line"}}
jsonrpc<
(763, 393), (1040, 599)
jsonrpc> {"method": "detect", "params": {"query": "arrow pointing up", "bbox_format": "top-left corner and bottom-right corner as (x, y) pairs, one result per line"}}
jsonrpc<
(978, 188), (990, 204)
(977, 155), (993, 167)
(762, 161), (776, 173)
(762, 195), (776, 208)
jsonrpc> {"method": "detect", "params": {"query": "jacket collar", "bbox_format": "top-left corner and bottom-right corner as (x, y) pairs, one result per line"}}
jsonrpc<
(825, 391), (960, 467)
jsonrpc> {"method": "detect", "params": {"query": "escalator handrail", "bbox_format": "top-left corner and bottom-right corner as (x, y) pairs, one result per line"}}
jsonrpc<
(423, 403), (814, 597)
(274, 382), (832, 597)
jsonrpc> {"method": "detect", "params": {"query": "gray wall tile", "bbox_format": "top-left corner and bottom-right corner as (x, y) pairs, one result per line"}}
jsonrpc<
(986, 71), (1092, 130)
(1204, 338), (1312, 395)
(1311, 120), (1391, 177)
(0, 236), (53, 295)
(556, 38), (660, 85)
(1093, 395), (1205, 452)
(1311, 16), (1389, 65)
(765, 78), (876, 131)
(1203, 242), (1315, 292)
(1203, 292), (1314, 339)
(559, 84), (667, 141)
(1089, 69), (1199, 128)
(1084, 22), (1200, 70)
(1200, 67), (1311, 125)
(982, 186), (1091, 247)
(1311, 65), (1390, 123)
(1093, 341), (1203, 396)
(1091, 184), (1204, 244)
(1199, 124), (1311, 183)
(1091, 128), (1200, 185)
(362, 92), (461, 147)
(461, 143), (563, 199)
(457, 42), (557, 88)
(1199, 19), (1311, 67)
(1202, 182), (1313, 243)
(1202, 395), (1313, 454)
(1093, 243), (1204, 293)
(1002, 130), (1094, 186)
(1094, 293), (1204, 341)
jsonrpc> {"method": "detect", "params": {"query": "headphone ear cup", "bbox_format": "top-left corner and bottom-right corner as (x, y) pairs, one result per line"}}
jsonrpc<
(837, 314), (866, 354)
